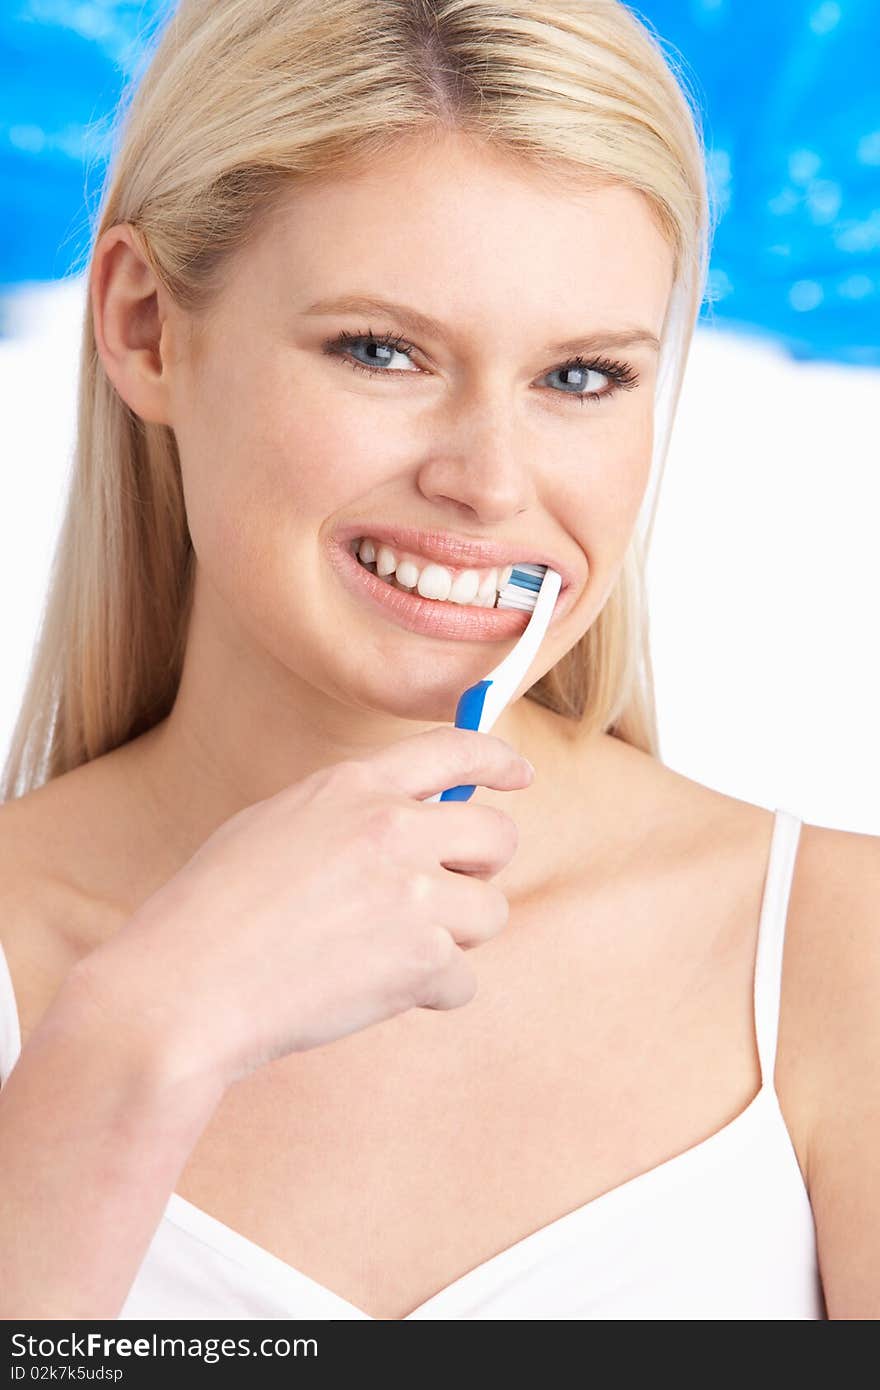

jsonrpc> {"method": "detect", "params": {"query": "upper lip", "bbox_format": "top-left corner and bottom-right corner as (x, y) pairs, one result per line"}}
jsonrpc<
(332, 524), (575, 590)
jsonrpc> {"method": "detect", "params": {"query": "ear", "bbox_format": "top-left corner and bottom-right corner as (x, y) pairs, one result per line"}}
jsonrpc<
(90, 224), (181, 426)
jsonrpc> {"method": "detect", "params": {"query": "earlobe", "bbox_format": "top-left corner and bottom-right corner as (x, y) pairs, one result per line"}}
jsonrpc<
(90, 224), (175, 426)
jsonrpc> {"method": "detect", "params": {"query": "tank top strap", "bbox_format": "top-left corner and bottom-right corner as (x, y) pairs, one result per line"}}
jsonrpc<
(0, 940), (23, 1087)
(753, 808), (803, 1089)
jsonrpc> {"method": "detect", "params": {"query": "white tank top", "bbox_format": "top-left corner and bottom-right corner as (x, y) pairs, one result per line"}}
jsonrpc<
(0, 807), (826, 1319)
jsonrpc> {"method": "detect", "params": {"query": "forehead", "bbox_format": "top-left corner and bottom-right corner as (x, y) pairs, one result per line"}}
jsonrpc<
(240, 133), (674, 341)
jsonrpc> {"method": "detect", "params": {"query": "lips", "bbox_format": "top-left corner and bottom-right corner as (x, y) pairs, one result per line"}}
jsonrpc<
(327, 534), (535, 641)
(329, 523), (575, 592)
(327, 527), (580, 637)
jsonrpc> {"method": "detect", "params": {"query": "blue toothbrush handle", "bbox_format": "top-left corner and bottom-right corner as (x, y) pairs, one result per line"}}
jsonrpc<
(436, 679), (493, 802)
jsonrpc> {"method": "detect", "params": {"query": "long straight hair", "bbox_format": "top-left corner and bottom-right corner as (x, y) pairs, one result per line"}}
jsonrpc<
(1, 0), (715, 803)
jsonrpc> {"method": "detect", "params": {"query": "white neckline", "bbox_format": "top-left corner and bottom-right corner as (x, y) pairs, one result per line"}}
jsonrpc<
(163, 1085), (776, 1320)
(0, 806), (802, 1320)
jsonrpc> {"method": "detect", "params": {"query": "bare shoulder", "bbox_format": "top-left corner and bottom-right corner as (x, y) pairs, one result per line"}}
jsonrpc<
(575, 739), (814, 1127)
(620, 756), (880, 1316)
(776, 817), (880, 1121)
(580, 732), (778, 886)
(0, 784), (111, 1056)
(773, 814), (880, 1316)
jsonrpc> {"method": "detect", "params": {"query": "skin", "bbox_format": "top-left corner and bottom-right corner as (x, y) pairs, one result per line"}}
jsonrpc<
(13, 130), (878, 1322)
(88, 129), (674, 899)
(4, 131), (874, 1321)
(10, 131), (799, 1322)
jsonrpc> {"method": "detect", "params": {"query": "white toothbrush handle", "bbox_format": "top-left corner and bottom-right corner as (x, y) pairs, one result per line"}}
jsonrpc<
(424, 568), (561, 803)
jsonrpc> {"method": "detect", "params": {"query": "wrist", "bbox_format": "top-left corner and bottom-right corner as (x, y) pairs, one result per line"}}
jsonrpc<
(55, 941), (229, 1112)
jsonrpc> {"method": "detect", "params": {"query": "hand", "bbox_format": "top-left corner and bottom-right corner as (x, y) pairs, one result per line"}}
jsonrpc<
(77, 726), (535, 1091)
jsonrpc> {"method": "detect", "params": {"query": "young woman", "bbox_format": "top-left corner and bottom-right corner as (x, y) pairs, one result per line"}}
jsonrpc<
(0, 0), (876, 1321)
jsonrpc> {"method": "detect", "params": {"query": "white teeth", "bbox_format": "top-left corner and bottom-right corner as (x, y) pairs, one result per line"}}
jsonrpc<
(417, 563), (453, 601)
(395, 559), (419, 589)
(476, 569), (499, 606)
(448, 569), (481, 605)
(375, 544), (397, 578)
(353, 537), (518, 607)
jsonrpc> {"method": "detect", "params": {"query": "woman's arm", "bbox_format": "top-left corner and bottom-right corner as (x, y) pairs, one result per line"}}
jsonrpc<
(785, 822), (880, 1319)
(0, 951), (226, 1319)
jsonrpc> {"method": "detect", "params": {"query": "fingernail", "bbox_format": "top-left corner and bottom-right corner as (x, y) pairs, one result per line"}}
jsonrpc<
(521, 758), (536, 779)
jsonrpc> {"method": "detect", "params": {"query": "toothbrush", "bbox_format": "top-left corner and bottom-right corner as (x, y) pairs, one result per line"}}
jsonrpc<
(425, 563), (562, 802)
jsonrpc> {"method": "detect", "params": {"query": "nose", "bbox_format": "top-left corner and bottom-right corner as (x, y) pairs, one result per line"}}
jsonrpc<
(414, 390), (536, 525)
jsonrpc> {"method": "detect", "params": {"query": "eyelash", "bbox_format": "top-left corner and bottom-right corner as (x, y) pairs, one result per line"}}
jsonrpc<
(320, 326), (640, 406)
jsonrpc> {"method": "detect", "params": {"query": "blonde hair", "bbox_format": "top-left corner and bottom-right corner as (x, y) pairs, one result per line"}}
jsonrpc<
(1, 0), (715, 803)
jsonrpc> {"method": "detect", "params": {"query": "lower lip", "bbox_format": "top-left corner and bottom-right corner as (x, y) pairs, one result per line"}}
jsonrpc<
(328, 540), (555, 641)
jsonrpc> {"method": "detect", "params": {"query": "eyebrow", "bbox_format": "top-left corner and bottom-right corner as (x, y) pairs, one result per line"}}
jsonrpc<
(302, 293), (661, 356)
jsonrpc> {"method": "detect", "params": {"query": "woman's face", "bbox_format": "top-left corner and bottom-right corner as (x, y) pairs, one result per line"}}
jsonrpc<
(145, 132), (674, 723)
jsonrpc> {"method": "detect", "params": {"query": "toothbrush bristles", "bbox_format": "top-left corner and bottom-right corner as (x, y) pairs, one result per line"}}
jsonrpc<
(495, 563), (547, 613)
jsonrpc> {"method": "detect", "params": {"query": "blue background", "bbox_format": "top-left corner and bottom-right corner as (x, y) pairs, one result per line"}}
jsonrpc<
(1, 0), (878, 364)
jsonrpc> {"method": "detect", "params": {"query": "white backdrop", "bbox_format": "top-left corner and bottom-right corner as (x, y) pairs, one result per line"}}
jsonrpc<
(1, 276), (878, 833)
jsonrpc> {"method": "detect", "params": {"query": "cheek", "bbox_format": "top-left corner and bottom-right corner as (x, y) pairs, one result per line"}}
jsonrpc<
(248, 356), (400, 511)
(176, 354), (400, 628)
(559, 408), (654, 547)
(172, 358), (293, 606)
(613, 422), (655, 528)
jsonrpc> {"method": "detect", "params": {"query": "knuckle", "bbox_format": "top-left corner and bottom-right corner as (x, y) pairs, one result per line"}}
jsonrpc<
(483, 805), (518, 857)
(492, 805), (519, 846)
(411, 924), (455, 977)
(445, 724), (480, 775)
(366, 800), (411, 845)
(402, 868), (435, 911)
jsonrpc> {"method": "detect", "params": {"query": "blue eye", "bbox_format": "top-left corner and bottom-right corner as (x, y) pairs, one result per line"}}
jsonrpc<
(321, 327), (640, 406)
(541, 356), (639, 404)
(333, 332), (416, 371)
